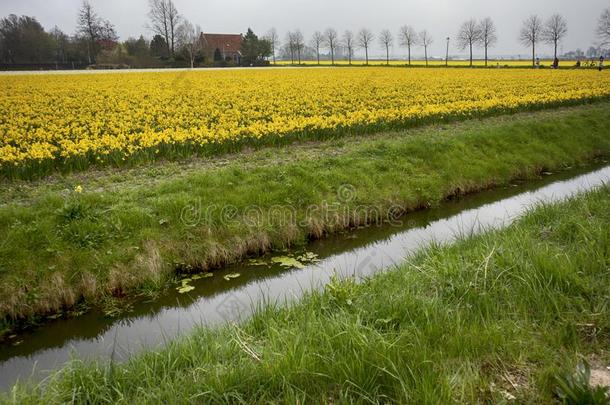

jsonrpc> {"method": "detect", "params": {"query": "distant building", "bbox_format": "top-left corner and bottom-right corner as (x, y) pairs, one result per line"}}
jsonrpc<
(98, 39), (119, 52)
(200, 33), (243, 64)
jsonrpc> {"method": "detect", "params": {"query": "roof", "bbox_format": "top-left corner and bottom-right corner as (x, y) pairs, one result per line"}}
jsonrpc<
(201, 33), (243, 54)
(97, 39), (118, 50)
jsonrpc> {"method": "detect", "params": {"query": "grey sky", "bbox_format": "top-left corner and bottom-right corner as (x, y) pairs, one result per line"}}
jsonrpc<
(1, 0), (607, 58)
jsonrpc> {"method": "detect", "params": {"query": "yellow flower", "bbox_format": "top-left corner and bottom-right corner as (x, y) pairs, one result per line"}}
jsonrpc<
(74, 185), (83, 194)
(1, 67), (609, 172)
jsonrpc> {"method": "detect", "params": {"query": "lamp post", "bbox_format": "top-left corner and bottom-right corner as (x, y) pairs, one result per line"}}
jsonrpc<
(446, 37), (450, 67)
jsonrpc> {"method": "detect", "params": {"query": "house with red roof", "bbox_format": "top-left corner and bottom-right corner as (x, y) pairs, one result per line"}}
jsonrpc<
(200, 33), (243, 64)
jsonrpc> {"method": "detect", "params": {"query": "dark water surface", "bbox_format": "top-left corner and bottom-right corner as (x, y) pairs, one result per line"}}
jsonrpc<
(1, 163), (608, 390)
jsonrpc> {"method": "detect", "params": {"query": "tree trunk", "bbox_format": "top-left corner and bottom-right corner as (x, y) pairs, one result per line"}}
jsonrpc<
(86, 42), (92, 65)
(485, 45), (488, 66)
(554, 40), (557, 60)
(386, 46), (389, 65)
(164, 27), (170, 57)
(469, 42), (473, 67)
(532, 43), (535, 67)
(425, 46), (428, 66)
(170, 24), (175, 56)
(365, 47), (368, 65)
(317, 48), (320, 65)
(408, 46), (411, 66)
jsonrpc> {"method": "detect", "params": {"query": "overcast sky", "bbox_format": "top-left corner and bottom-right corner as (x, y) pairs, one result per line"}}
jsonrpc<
(1, 0), (607, 58)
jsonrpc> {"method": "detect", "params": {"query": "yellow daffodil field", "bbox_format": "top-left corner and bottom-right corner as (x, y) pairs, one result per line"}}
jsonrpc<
(1, 67), (609, 178)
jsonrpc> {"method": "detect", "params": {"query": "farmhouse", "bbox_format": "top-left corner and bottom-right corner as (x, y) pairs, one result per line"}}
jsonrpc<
(200, 33), (243, 64)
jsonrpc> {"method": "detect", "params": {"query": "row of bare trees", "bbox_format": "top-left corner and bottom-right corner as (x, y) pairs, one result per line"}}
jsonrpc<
(264, 9), (610, 67)
(272, 22), (496, 67)
(276, 27), (436, 66)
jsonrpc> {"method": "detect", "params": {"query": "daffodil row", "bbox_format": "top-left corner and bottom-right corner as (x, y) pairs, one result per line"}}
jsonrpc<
(1, 67), (609, 177)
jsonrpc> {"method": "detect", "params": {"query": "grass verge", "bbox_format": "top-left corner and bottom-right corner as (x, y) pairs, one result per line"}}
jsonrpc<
(1, 103), (610, 332)
(4, 185), (609, 403)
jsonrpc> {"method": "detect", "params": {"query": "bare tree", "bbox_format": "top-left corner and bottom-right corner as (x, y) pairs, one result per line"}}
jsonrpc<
(148, 0), (180, 57)
(285, 30), (303, 64)
(77, 1), (100, 64)
(100, 20), (118, 42)
(456, 19), (481, 67)
(519, 15), (543, 67)
(543, 14), (568, 60)
(311, 31), (324, 65)
(478, 18), (497, 66)
(293, 30), (304, 64)
(357, 28), (374, 65)
(285, 31), (296, 64)
(265, 28), (279, 65)
(399, 25), (418, 65)
(324, 28), (338, 65)
(379, 29), (393, 65)
(343, 30), (355, 64)
(77, 1), (115, 64)
(148, 0), (169, 56)
(176, 20), (202, 68)
(419, 30), (433, 66)
(597, 8), (610, 46)
(166, 0), (180, 56)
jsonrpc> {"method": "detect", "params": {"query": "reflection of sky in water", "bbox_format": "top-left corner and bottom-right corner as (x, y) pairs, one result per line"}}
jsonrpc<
(1, 165), (608, 390)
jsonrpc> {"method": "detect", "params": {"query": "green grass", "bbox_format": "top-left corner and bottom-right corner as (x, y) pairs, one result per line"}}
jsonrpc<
(1, 103), (610, 331)
(5, 186), (609, 403)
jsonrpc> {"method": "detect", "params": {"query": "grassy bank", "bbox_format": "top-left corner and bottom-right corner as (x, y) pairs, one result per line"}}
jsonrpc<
(5, 186), (609, 403)
(1, 103), (610, 331)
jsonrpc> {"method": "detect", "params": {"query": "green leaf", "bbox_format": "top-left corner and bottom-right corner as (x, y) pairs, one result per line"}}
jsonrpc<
(223, 273), (241, 281)
(190, 273), (213, 280)
(297, 252), (320, 263)
(271, 256), (305, 269)
(248, 259), (269, 266)
(177, 285), (195, 294)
